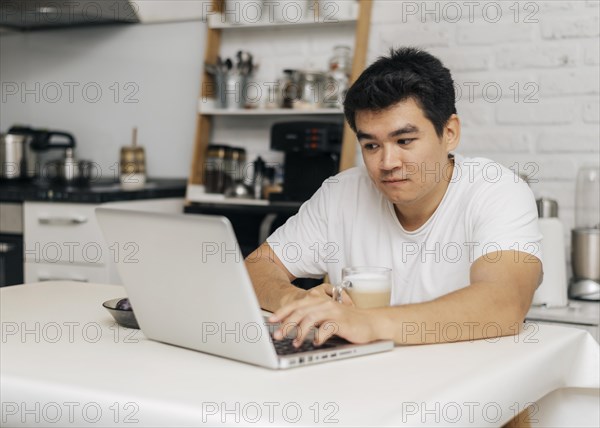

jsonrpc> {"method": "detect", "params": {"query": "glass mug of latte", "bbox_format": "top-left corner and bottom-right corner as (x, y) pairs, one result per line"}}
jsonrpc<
(332, 267), (392, 309)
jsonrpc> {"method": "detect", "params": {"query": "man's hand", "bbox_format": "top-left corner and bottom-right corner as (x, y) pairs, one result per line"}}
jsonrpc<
(269, 297), (381, 347)
(281, 282), (354, 307)
(309, 283), (354, 305)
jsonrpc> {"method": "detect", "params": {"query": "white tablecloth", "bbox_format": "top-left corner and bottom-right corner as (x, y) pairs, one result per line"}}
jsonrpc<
(1, 282), (599, 427)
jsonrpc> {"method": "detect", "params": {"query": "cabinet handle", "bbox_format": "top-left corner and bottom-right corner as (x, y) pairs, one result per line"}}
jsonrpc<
(0, 242), (15, 253)
(38, 275), (89, 283)
(38, 216), (88, 225)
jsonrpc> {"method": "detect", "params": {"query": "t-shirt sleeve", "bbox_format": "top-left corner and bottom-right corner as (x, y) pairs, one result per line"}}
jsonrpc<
(469, 176), (543, 263)
(266, 184), (331, 279)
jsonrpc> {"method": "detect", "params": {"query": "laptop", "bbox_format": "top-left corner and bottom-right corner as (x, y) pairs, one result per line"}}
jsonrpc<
(95, 207), (394, 369)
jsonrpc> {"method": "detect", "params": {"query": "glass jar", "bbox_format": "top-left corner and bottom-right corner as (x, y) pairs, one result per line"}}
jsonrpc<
(325, 45), (352, 107)
(227, 147), (247, 184)
(280, 69), (302, 108)
(329, 45), (352, 77)
(298, 71), (327, 109)
(204, 144), (230, 193)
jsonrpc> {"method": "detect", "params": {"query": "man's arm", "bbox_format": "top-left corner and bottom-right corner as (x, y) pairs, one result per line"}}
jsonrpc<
(375, 250), (542, 344)
(245, 242), (353, 313)
(269, 250), (542, 346)
(245, 243), (303, 312)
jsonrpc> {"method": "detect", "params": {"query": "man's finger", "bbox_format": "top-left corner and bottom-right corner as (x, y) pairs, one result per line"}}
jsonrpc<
(314, 320), (339, 345)
(320, 283), (354, 306)
(272, 303), (315, 339)
(269, 299), (305, 322)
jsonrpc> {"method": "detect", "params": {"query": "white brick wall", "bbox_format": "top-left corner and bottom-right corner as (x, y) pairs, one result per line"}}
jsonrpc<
(211, 2), (599, 239)
(366, 0), (600, 252)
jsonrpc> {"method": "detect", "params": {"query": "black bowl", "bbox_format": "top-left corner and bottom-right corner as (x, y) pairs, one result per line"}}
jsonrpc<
(102, 298), (140, 329)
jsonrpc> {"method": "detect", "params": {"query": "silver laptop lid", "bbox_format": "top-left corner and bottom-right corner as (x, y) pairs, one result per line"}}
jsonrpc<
(95, 207), (279, 369)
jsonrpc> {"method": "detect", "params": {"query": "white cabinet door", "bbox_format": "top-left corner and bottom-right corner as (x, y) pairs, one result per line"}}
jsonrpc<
(24, 202), (108, 265)
(25, 261), (110, 284)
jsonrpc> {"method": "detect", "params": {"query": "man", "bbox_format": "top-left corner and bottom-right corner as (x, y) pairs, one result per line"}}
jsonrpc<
(245, 47), (542, 347)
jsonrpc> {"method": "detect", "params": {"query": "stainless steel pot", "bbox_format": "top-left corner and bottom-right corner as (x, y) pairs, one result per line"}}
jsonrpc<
(44, 148), (97, 185)
(0, 133), (37, 180)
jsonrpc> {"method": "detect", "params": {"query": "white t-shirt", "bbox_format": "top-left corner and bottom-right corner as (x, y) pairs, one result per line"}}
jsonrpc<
(267, 153), (543, 305)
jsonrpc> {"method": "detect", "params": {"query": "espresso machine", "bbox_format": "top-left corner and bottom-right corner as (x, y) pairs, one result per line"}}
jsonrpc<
(569, 165), (600, 301)
(270, 121), (343, 202)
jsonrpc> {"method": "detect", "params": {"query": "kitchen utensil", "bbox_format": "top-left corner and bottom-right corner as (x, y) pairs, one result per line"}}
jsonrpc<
(120, 127), (147, 190)
(297, 70), (327, 110)
(226, 147), (247, 184)
(324, 45), (352, 107)
(1, 127), (74, 180)
(235, 50), (254, 76)
(44, 147), (96, 185)
(252, 156), (266, 199)
(280, 69), (301, 108)
(225, 73), (248, 109)
(333, 267), (392, 309)
(570, 228), (600, 300)
(532, 198), (568, 307)
(247, 53), (254, 75)
(571, 229), (600, 280)
(204, 63), (218, 75)
(224, 180), (254, 199)
(570, 165), (600, 301)
(0, 132), (36, 180)
(261, 166), (283, 199)
(102, 297), (140, 329)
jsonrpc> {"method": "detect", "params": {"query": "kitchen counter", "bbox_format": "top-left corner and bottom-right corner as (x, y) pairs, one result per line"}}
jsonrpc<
(2, 281), (599, 427)
(184, 199), (303, 215)
(0, 178), (187, 203)
(528, 300), (600, 326)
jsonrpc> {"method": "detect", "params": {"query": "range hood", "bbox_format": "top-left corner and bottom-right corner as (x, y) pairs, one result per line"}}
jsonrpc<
(0, 0), (208, 31)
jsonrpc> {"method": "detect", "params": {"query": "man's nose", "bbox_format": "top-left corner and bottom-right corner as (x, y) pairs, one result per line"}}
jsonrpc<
(380, 144), (402, 171)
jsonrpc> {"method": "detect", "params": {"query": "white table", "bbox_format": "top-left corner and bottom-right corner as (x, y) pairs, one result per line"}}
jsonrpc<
(527, 300), (600, 342)
(1, 282), (599, 427)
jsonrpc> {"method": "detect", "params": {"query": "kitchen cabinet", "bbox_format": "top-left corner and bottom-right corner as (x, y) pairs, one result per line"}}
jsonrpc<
(185, 0), (373, 201)
(4, 179), (185, 286)
(23, 202), (121, 285)
(526, 301), (600, 342)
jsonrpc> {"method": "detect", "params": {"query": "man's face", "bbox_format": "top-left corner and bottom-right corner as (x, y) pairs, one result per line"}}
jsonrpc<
(355, 98), (457, 210)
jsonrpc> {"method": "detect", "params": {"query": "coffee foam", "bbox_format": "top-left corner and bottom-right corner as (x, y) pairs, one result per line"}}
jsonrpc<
(344, 273), (391, 292)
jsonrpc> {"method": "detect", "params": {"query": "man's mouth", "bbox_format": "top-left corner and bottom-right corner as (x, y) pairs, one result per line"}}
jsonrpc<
(381, 178), (409, 183)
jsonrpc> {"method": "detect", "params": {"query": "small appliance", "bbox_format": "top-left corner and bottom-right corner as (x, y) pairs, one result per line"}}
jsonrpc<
(270, 121), (343, 202)
(569, 165), (600, 301)
(0, 126), (74, 180)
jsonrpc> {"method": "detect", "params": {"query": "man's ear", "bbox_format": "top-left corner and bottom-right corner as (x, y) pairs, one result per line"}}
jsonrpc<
(443, 114), (461, 152)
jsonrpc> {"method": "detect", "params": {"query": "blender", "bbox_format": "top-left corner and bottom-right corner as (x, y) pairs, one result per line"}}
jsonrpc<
(569, 165), (600, 300)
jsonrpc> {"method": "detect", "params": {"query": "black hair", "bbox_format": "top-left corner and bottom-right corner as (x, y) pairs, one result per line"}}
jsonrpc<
(343, 47), (457, 138)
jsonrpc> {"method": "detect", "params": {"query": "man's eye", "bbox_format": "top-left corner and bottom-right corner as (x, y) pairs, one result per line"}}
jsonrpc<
(397, 139), (414, 145)
(363, 143), (378, 150)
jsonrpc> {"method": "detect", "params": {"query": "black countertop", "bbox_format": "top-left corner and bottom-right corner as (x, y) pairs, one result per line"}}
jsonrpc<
(184, 200), (303, 216)
(0, 178), (187, 203)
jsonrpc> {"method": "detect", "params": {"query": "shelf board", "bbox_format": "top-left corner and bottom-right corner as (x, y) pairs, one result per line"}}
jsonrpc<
(208, 15), (357, 29)
(198, 105), (344, 116)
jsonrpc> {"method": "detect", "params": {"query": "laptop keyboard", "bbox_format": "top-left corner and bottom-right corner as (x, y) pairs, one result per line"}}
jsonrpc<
(272, 336), (350, 355)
